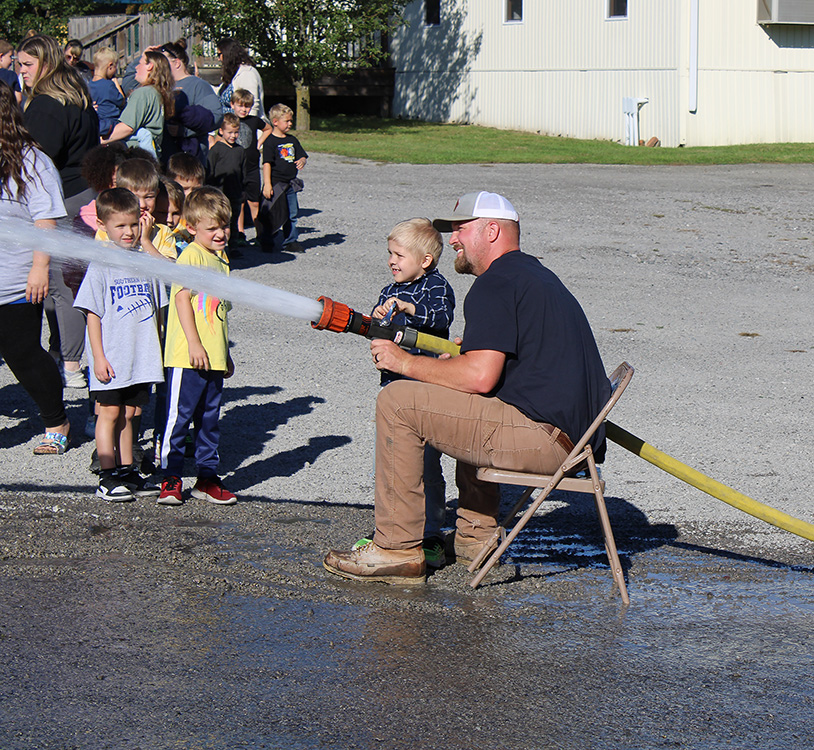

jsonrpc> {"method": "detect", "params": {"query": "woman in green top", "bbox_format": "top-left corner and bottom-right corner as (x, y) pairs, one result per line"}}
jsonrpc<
(103, 51), (175, 159)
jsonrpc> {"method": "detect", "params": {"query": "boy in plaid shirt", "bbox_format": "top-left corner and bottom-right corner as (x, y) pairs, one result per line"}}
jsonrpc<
(355, 218), (455, 568)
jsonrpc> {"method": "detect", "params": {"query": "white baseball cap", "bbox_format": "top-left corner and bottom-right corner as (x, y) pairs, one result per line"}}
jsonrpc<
(433, 191), (519, 232)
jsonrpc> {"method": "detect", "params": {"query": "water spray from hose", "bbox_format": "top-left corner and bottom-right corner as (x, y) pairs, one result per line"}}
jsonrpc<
(0, 218), (324, 322)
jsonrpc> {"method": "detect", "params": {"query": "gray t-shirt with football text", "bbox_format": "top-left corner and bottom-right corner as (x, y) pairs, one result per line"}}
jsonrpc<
(74, 261), (167, 391)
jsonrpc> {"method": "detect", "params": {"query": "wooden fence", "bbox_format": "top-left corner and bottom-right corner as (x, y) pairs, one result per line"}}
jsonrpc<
(67, 14), (217, 74)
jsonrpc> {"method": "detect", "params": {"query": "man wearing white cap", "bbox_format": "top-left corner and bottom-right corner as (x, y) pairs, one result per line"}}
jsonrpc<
(324, 192), (611, 584)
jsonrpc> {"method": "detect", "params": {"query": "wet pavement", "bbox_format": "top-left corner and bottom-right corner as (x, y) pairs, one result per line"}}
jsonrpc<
(1, 491), (812, 749)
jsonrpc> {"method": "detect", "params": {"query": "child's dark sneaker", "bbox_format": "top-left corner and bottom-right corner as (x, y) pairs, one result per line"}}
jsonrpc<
(157, 476), (184, 506)
(96, 469), (134, 502)
(191, 476), (237, 505)
(422, 536), (447, 569)
(115, 465), (161, 499)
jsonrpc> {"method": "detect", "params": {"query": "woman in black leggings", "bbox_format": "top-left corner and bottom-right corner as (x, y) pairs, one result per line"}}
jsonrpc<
(18, 34), (99, 389)
(0, 81), (70, 453)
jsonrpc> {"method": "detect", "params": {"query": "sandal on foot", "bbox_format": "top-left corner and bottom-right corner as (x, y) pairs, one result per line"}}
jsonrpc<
(33, 431), (69, 455)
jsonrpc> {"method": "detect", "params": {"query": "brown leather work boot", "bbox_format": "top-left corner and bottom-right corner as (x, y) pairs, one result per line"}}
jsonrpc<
(323, 542), (426, 585)
(453, 535), (499, 566)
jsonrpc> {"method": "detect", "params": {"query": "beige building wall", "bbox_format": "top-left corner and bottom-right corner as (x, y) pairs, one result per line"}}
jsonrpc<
(689, 0), (814, 145)
(391, 0), (814, 147)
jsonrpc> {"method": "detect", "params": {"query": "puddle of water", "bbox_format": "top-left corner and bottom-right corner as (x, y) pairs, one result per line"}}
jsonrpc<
(2, 539), (812, 750)
(170, 518), (227, 529)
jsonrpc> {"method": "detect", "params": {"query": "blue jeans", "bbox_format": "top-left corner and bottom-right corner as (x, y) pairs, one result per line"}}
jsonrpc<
(131, 127), (157, 158)
(423, 444), (446, 539)
(283, 188), (299, 246)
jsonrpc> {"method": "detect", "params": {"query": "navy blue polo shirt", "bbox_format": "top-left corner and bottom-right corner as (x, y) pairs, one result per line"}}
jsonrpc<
(460, 250), (611, 460)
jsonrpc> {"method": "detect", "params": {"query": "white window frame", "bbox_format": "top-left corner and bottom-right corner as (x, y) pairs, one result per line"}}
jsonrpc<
(505, 0), (523, 24)
(607, 0), (629, 20)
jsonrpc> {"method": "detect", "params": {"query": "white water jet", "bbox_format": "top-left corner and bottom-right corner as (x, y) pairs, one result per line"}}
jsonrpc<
(0, 217), (324, 323)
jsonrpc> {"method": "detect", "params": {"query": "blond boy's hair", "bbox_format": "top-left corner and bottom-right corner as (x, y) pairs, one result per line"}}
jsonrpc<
(388, 218), (443, 270)
(96, 187), (139, 222)
(93, 47), (118, 70)
(115, 158), (160, 194)
(231, 88), (254, 107)
(268, 102), (293, 123)
(0, 40), (13, 56)
(184, 187), (231, 229)
(221, 112), (240, 130)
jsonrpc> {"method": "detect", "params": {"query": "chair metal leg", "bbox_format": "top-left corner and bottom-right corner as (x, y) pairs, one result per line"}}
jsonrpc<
(587, 458), (630, 605)
(467, 486), (534, 572)
(470, 472), (564, 588)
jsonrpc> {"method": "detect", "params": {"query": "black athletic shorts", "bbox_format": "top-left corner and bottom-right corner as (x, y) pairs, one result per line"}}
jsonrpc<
(243, 163), (261, 203)
(91, 383), (151, 407)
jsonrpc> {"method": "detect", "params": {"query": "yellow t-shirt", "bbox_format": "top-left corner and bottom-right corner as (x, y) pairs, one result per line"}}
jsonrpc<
(95, 223), (177, 260)
(163, 241), (232, 370)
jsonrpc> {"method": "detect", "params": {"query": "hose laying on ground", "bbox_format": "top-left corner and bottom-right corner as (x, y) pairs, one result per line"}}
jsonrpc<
(605, 421), (814, 542)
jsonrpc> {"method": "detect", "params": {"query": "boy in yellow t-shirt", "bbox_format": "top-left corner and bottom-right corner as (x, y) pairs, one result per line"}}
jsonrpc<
(159, 187), (236, 507)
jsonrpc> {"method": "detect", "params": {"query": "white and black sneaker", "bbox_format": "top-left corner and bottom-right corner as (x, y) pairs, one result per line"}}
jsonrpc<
(115, 465), (161, 499)
(96, 469), (135, 502)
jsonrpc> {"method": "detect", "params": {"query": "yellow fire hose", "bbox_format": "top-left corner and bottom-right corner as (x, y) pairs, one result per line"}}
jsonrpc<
(414, 331), (814, 542)
(413, 331), (462, 358)
(605, 421), (814, 542)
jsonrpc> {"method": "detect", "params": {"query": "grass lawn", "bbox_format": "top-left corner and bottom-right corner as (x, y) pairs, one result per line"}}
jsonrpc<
(303, 115), (814, 165)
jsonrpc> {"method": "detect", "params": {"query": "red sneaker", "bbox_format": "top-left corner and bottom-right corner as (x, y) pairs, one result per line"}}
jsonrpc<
(191, 476), (237, 505)
(157, 476), (184, 506)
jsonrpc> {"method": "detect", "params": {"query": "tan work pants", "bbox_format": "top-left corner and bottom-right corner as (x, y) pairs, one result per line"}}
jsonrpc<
(373, 380), (570, 549)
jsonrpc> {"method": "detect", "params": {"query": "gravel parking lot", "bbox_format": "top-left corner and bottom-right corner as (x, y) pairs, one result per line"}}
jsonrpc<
(1, 155), (813, 749)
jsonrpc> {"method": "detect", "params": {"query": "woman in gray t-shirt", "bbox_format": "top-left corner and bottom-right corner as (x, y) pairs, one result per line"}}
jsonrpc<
(0, 82), (71, 454)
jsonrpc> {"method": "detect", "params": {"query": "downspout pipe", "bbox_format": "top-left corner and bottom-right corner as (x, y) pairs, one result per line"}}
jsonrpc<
(689, 0), (699, 113)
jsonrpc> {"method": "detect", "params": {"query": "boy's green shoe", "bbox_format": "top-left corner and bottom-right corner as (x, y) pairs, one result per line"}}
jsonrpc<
(351, 535), (373, 551)
(421, 537), (447, 569)
(353, 534), (446, 569)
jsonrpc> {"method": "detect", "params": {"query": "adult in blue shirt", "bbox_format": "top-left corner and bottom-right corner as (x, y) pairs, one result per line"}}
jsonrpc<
(324, 191), (612, 584)
(0, 60), (20, 104)
(159, 41), (223, 165)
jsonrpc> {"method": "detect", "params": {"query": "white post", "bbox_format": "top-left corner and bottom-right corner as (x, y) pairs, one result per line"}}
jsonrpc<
(623, 97), (649, 146)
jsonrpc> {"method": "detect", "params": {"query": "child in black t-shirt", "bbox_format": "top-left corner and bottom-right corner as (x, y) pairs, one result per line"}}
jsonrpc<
(261, 103), (307, 253)
(206, 113), (247, 249)
(231, 89), (272, 243)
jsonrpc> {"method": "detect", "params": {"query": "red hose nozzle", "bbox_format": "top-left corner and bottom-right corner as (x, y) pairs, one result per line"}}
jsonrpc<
(312, 295), (353, 332)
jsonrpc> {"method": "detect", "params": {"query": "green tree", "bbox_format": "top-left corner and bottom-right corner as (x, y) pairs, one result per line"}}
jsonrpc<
(151, 0), (406, 130)
(0, 0), (96, 43)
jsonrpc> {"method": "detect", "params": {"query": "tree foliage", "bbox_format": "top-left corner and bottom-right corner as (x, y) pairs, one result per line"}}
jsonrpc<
(151, 0), (407, 128)
(0, 0), (96, 43)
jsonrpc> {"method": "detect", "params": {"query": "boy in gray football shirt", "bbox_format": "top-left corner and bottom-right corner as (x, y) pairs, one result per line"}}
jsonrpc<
(74, 188), (167, 502)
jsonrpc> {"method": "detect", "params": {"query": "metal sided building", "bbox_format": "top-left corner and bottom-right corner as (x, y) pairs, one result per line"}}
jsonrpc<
(390, 0), (814, 147)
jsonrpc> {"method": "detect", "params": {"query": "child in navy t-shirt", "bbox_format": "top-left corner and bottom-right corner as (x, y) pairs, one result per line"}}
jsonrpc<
(88, 48), (124, 139)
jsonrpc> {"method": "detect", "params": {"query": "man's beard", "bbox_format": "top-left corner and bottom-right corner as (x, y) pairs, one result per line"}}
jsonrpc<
(454, 248), (474, 275)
